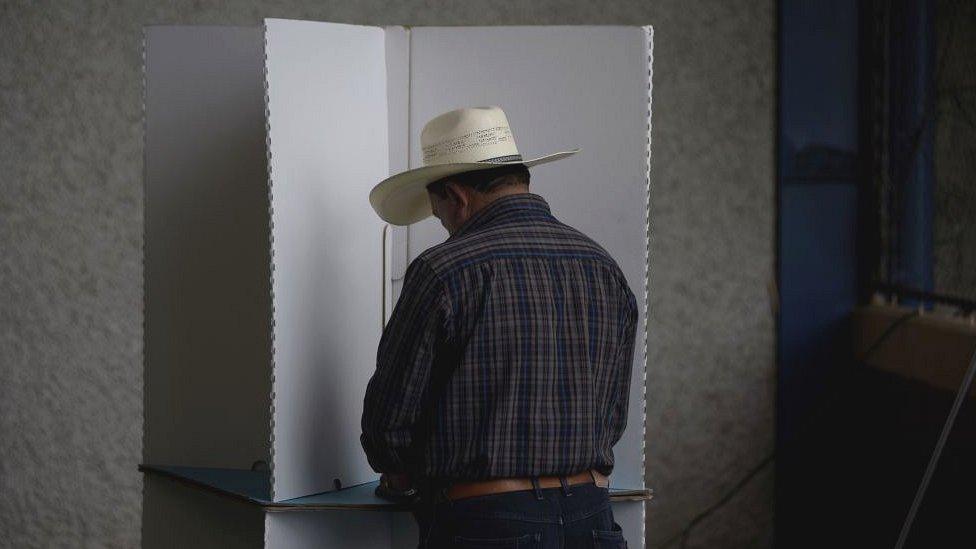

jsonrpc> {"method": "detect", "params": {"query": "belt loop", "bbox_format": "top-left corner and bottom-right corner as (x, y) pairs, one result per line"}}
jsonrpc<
(439, 483), (451, 505)
(559, 475), (573, 497)
(530, 476), (544, 500)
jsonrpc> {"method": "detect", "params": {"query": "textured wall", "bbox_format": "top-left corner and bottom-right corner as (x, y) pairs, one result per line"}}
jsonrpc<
(0, 1), (774, 548)
(934, 0), (976, 302)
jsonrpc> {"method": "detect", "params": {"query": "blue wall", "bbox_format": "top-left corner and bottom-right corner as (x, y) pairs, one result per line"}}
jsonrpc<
(776, 0), (862, 544)
(776, 0), (935, 545)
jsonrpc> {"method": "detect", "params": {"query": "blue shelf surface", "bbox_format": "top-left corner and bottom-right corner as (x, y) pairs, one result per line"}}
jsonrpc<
(139, 464), (652, 512)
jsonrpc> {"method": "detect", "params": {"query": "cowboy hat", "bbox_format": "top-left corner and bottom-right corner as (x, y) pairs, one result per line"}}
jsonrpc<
(368, 106), (581, 225)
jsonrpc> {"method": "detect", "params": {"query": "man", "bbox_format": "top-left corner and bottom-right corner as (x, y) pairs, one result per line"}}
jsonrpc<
(362, 106), (639, 548)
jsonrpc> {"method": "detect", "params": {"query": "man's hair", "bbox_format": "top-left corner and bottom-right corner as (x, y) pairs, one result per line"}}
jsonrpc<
(425, 163), (530, 199)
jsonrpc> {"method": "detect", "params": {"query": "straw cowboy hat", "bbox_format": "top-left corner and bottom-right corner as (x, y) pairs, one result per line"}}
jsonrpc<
(368, 106), (581, 225)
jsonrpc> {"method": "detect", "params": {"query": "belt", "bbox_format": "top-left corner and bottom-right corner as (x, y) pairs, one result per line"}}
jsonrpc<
(441, 469), (609, 502)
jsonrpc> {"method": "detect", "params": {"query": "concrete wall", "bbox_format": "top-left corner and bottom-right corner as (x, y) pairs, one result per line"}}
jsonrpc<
(934, 0), (976, 302)
(0, 1), (774, 547)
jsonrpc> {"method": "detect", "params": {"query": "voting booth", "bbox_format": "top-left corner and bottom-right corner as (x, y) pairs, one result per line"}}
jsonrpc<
(140, 19), (653, 548)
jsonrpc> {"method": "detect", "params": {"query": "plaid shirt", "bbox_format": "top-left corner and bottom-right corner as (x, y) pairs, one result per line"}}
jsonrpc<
(361, 192), (639, 480)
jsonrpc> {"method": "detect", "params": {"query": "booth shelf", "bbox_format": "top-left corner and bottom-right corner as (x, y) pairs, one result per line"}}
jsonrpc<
(139, 464), (653, 512)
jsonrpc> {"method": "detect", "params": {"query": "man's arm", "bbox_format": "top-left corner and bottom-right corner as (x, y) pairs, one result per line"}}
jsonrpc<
(608, 285), (640, 448)
(360, 256), (451, 474)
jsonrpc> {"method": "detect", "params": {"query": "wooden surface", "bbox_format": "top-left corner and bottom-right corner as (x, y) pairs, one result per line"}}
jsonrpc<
(852, 304), (976, 395)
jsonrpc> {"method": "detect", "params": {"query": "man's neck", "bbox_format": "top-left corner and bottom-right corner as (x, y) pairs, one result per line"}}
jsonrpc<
(468, 186), (530, 216)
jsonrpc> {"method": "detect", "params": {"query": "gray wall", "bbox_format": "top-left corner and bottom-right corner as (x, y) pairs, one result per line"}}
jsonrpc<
(934, 0), (976, 302)
(0, 2), (774, 548)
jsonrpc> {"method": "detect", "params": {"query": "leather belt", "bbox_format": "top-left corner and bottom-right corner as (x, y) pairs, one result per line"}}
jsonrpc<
(443, 469), (609, 502)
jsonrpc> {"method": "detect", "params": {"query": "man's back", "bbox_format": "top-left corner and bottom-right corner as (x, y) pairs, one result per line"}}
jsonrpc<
(361, 192), (639, 481)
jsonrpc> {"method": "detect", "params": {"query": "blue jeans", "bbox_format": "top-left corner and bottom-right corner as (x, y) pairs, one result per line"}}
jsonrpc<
(412, 480), (627, 548)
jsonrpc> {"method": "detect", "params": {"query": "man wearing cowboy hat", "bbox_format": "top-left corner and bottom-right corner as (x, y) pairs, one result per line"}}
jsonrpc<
(361, 106), (639, 547)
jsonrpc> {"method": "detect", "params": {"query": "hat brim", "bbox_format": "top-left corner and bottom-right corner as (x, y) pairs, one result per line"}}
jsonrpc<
(369, 148), (581, 225)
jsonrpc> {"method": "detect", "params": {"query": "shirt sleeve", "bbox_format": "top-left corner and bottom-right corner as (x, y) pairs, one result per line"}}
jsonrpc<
(607, 285), (640, 448)
(360, 256), (451, 474)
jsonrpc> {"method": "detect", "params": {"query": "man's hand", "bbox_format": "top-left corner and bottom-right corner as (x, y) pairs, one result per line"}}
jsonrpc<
(375, 473), (419, 503)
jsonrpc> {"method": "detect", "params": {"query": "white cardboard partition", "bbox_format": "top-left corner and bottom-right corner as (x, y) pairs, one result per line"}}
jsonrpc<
(143, 25), (272, 469)
(264, 18), (390, 503)
(264, 512), (392, 549)
(144, 19), (652, 549)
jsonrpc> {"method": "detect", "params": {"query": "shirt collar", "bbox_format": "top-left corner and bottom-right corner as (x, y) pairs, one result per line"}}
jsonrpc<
(448, 192), (552, 240)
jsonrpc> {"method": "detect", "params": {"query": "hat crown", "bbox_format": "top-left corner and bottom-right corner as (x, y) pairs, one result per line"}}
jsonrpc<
(420, 106), (522, 166)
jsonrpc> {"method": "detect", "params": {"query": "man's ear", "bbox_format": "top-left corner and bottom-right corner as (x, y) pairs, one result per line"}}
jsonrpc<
(445, 181), (468, 210)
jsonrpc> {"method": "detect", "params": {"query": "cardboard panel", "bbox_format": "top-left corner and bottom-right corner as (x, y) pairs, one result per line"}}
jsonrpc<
(405, 26), (653, 546)
(264, 18), (390, 501)
(613, 501), (646, 548)
(143, 25), (272, 468)
(265, 512), (392, 549)
(384, 25), (409, 307)
(390, 513), (418, 549)
(142, 473), (265, 549)
(384, 26), (411, 321)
